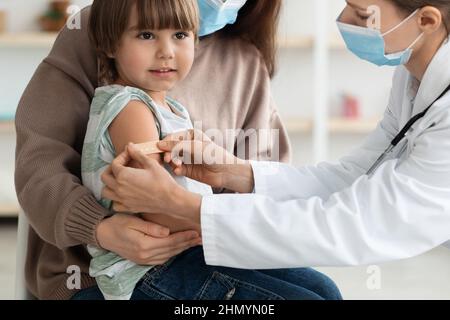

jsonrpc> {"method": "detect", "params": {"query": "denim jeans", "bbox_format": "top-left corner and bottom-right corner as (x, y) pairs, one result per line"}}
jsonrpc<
(72, 246), (342, 300)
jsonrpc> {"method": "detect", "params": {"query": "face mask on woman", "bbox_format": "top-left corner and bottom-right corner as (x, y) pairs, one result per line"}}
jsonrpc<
(336, 9), (424, 66)
(198, 0), (247, 36)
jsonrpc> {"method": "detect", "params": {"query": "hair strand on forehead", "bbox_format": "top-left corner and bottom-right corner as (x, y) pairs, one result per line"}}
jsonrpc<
(136, 0), (198, 32)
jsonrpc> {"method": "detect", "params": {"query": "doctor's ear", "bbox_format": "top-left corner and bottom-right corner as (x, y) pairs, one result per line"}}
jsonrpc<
(417, 6), (446, 34)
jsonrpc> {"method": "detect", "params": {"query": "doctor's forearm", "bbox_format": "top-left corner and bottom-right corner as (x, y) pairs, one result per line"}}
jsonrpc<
(168, 162), (254, 224)
(222, 162), (255, 194)
(169, 163), (254, 223)
(172, 186), (203, 225)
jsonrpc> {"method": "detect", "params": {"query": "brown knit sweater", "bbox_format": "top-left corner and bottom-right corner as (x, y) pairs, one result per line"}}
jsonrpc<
(14, 7), (291, 300)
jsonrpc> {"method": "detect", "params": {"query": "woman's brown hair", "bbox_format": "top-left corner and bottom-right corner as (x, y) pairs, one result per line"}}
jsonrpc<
(89, 0), (199, 84)
(390, 0), (450, 33)
(221, 0), (283, 78)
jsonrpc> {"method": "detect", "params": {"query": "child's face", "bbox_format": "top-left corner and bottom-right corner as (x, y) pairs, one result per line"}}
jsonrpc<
(112, 5), (195, 93)
(340, 0), (423, 54)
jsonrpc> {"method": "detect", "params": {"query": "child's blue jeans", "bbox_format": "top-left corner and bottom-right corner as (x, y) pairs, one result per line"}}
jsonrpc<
(72, 246), (342, 300)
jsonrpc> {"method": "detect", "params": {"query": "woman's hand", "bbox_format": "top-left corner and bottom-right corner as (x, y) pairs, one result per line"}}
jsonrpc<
(101, 142), (203, 223)
(96, 213), (201, 265)
(158, 130), (255, 194)
(102, 143), (186, 214)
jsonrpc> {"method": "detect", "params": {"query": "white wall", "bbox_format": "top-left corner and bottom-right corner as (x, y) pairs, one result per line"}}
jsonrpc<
(275, 0), (394, 120)
(0, 0), (93, 118)
(0, 1), (93, 206)
(273, 0), (394, 164)
(0, 131), (15, 205)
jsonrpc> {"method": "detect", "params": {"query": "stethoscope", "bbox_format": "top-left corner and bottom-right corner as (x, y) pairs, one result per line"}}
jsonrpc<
(366, 83), (450, 176)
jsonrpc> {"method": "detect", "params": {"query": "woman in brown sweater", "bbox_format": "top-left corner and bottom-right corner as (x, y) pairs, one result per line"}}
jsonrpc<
(15, 1), (341, 300)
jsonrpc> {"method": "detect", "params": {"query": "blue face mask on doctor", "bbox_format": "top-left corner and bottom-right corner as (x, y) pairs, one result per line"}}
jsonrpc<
(198, 0), (247, 37)
(336, 9), (424, 66)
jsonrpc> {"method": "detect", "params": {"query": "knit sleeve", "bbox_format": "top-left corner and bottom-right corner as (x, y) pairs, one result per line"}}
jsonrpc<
(236, 48), (292, 164)
(14, 7), (109, 249)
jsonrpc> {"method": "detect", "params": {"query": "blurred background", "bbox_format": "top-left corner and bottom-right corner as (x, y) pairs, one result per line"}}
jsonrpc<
(1, 0), (450, 300)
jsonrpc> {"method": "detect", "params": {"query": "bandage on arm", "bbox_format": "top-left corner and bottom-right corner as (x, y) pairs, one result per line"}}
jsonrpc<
(134, 141), (164, 155)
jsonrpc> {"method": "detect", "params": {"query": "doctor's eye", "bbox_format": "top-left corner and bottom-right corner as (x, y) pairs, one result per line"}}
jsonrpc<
(355, 12), (370, 21)
(174, 32), (190, 40)
(138, 32), (155, 40)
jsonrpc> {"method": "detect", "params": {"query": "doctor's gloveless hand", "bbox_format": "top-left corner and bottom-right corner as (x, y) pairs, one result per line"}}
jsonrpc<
(101, 142), (204, 223)
(157, 129), (255, 194)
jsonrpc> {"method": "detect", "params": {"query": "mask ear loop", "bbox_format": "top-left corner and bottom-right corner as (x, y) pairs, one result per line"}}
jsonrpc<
(382, 8), (420, 37)
(405, 32), (425, 50)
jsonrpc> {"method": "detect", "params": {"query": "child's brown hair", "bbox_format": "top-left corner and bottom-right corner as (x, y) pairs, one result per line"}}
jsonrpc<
(89, 0), (199, 85)
(390, 0), (450, 33)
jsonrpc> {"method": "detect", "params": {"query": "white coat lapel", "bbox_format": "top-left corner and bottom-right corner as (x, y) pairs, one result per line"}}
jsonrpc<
(412, 36), (450, 116)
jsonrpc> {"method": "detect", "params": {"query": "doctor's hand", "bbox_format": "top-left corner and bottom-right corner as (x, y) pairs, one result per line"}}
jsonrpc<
(101, 143), (203, 224)
(157, 130), (255, 194)
(96, 213), (201, 265)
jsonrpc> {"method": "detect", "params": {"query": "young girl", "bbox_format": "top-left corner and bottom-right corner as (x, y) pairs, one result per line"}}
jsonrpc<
(81, 0), (342, 301)
(101, 0), (450, 274)
(82, 0), (211, 300)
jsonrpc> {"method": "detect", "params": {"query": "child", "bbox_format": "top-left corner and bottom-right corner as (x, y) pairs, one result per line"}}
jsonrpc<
(82, 0), (211, 300)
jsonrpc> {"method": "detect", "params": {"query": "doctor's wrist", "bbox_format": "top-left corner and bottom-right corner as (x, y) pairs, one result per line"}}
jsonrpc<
(222, 161), (255, 194)
(172, 186), (202, 225)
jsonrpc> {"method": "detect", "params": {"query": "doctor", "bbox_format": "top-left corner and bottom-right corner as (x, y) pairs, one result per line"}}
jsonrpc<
(102, 0), (450, 269)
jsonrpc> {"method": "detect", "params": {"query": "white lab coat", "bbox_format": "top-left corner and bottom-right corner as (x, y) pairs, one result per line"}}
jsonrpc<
(200, 37), (450, 269)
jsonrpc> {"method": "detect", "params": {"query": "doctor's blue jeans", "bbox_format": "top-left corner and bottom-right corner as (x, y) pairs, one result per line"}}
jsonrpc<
(72, 246), (342, 300)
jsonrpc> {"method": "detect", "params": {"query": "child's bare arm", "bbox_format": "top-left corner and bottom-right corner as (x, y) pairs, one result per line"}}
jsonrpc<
(108, 101), (200, 234)
(108, 100), (162, 167)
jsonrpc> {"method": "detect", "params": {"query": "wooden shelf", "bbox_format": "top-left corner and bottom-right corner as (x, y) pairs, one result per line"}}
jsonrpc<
(0, 204), (19, 217)
(328, 34), (346, 50)
(278, 36), (314, 49)
(285, 117), (380, 134)
(329, 117), (380, 134)
(0, 121), (14, 133)
(283, 118), (313, 133)
(277, 35), (346, 49)
(0, 32), (58, 48)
